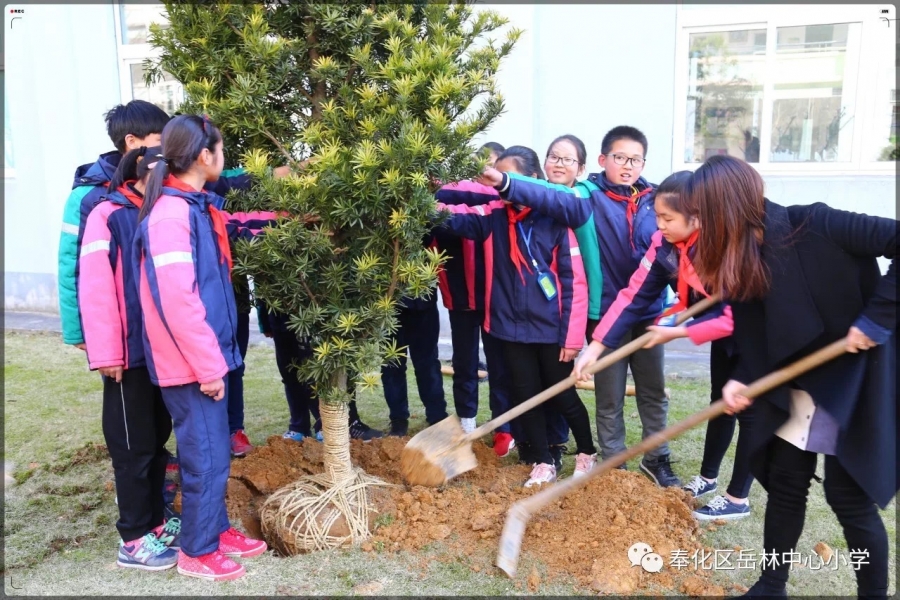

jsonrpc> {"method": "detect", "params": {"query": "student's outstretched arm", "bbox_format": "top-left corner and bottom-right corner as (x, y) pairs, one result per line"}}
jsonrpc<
(592, 231), (673, 348)
(78, 203), (124, 370)
(495, 172), (593, 229)
(435, 200), (501, 242)
(555, 228), (589, 357)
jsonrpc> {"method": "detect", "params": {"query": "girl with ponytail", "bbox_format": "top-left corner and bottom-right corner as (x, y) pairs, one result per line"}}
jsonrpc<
(133, 115), (276, 581)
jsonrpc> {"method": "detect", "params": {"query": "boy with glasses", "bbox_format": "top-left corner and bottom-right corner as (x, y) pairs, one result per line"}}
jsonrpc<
(478, 125), (678, 487)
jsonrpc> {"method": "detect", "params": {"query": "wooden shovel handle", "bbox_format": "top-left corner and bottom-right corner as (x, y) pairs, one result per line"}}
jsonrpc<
(466, 295), (722, 442)
(515, 337), (849, 514)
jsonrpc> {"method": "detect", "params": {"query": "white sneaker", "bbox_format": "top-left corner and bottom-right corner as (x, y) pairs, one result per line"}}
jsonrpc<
(524, 463), (557, 488)
(460, 417), (477, 434)
(573, 453), (597, 479)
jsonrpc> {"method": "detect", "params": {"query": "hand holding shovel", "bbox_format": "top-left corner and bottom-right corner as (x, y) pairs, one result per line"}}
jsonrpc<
(400, 295), (722, 487)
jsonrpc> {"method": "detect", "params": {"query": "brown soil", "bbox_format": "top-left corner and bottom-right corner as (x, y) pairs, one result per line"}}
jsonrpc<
(225, 436), (724, 595)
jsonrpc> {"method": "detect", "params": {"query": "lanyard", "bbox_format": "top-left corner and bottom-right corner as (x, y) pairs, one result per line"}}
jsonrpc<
(517, 222), (540, 270)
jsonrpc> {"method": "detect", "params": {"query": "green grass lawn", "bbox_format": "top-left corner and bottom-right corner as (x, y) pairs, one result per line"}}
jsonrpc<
(3, 330), (895, 596)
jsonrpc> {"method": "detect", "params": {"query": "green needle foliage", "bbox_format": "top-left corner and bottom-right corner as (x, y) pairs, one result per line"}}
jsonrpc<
(148, 3), (520, 405)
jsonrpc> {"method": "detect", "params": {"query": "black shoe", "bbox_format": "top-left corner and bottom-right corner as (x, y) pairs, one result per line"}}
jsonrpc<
(388, 420), (409, 437)
(548, 444), (565, 472)
(741, 577), (787, 597)
(640, 454), (682, 487)
(349, 418), (384, 441)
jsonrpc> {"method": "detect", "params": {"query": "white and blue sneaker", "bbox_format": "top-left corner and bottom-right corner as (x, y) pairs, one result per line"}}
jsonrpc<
(315, 430), (324, 442)
(692, 495), (751, 521)
(683, 475), (718, 498)
(283, 431), (307, 443)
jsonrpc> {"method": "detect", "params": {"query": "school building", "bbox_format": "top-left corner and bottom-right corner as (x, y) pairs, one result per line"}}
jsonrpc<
(4, 3), (896, 313)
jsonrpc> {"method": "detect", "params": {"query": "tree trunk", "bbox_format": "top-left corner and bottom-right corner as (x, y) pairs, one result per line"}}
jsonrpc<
(320, 370), (354, 485)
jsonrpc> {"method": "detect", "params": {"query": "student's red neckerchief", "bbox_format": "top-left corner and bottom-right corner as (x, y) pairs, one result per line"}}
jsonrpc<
(506, 204), (534, 285)
(163, 175), (233, 273)
(661, 230), (707, 319)
(117, 181), (143, 208)
(604, 186), (653, 249)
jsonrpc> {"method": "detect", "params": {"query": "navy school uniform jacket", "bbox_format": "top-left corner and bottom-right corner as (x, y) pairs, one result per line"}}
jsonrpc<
(495, 171), (665, 322)
(433, 181), (497, 311)
(436, 199), (588, 349)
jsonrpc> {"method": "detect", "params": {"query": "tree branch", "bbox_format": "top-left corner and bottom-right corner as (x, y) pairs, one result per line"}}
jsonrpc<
(260, 129), (302, 170)
(385, 239), (401, 298)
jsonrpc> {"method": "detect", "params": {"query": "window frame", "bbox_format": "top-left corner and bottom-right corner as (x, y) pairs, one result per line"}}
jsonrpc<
(673, 3), (895, 176)
(112, 2), (183, 113)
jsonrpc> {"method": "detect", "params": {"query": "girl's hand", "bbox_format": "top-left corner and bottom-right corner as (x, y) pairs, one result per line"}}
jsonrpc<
(200, 378), (226, 401)
(476, 167), (504, 188)
(644, 325), (688, 348)
(721, 379), (753, 415)
(846, 326), (877, 353)
(572, 341), (606, 381)
(99, 366), (124, 382)
(559, 348), (579, 363)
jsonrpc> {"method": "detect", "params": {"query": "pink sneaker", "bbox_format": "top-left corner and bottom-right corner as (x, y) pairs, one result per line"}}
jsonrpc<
(230, 430), (253, 457)
(524, 463), (557, 488)
(177, 550), (244, 581)
(493, 432), (516, 458)
(219, 527), (268, 558)
(574, 453), (597, 479)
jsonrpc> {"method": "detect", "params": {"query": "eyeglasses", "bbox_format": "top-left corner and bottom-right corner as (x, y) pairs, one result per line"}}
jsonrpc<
(607, 153), (645, 168)
(546, 154), (580, 167)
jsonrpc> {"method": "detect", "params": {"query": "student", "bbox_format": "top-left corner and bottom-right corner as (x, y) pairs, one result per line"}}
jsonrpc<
(256, 302), (322, 442)
(381, 280), (449, 436)
(690, 156), (895, 598)
(438, 146), (597, 487)
(574, 171), (750, 520)
(59, 100), (170, 350)
(433, 141), (517, 457)
(479, 126), (677, 487)
(134, 115), (274, 581)
(80, 146), (180, 571)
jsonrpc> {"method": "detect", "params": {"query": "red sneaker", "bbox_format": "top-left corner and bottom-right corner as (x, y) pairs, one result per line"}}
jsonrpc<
(177, 550), (244, 581)
(219, 527), (267, 558)
(493, 432), (516, 458)
(230, 430), (253, 457)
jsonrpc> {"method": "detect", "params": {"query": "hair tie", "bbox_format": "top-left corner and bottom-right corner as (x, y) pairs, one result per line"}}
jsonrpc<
(155, 153), (169, 165)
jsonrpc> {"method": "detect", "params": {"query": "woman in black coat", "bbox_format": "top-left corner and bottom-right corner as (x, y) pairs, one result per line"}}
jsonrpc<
(689, 156), (896, 598)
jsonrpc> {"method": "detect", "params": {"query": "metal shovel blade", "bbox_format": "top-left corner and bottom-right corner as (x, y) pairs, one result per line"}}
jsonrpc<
(400, 416), (478, 487)
(496, 504), (529, 578)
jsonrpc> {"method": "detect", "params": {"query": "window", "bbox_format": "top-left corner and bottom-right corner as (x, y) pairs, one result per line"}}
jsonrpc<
(2, 69), (13, 177)
(113, 2), (183, 115)
(675, 5), (896, 173)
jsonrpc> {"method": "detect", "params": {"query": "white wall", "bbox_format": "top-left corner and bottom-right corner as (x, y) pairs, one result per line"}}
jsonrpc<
(4, 4), (122, 309)
(476, 4), (678, 184)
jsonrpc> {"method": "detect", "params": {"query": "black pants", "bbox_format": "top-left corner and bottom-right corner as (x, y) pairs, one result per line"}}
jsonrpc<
(501, 341), (596, 465)
(699, 341), (755, 498)
(226, 310), (250, 434)
(272, 330), (321, 436)
(759, 437), (888, 598)
(102, 366), (173, 542)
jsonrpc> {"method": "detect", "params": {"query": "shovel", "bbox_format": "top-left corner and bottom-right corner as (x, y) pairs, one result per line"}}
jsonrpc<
(495, 337), (849, 578)
(400, 295), (722, 487)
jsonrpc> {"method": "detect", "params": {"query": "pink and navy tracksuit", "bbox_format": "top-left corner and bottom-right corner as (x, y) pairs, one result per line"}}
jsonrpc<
(591, 230), (733, 349)
(79, 182), (173, 544)
(436, 197), (596, 466)
(133, 175), (276, 558)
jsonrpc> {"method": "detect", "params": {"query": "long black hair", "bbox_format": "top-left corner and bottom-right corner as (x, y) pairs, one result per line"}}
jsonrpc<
(139, 115), (223, 222)
(107, 145), (163, 193)
(496, 145), (545, 180)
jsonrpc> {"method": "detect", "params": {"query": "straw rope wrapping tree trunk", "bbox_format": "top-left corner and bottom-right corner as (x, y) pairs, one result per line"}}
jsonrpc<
(147, 2), (520, 553)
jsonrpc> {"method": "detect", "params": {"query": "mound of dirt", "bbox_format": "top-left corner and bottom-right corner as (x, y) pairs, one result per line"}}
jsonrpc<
(225, 436), (723, 595)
